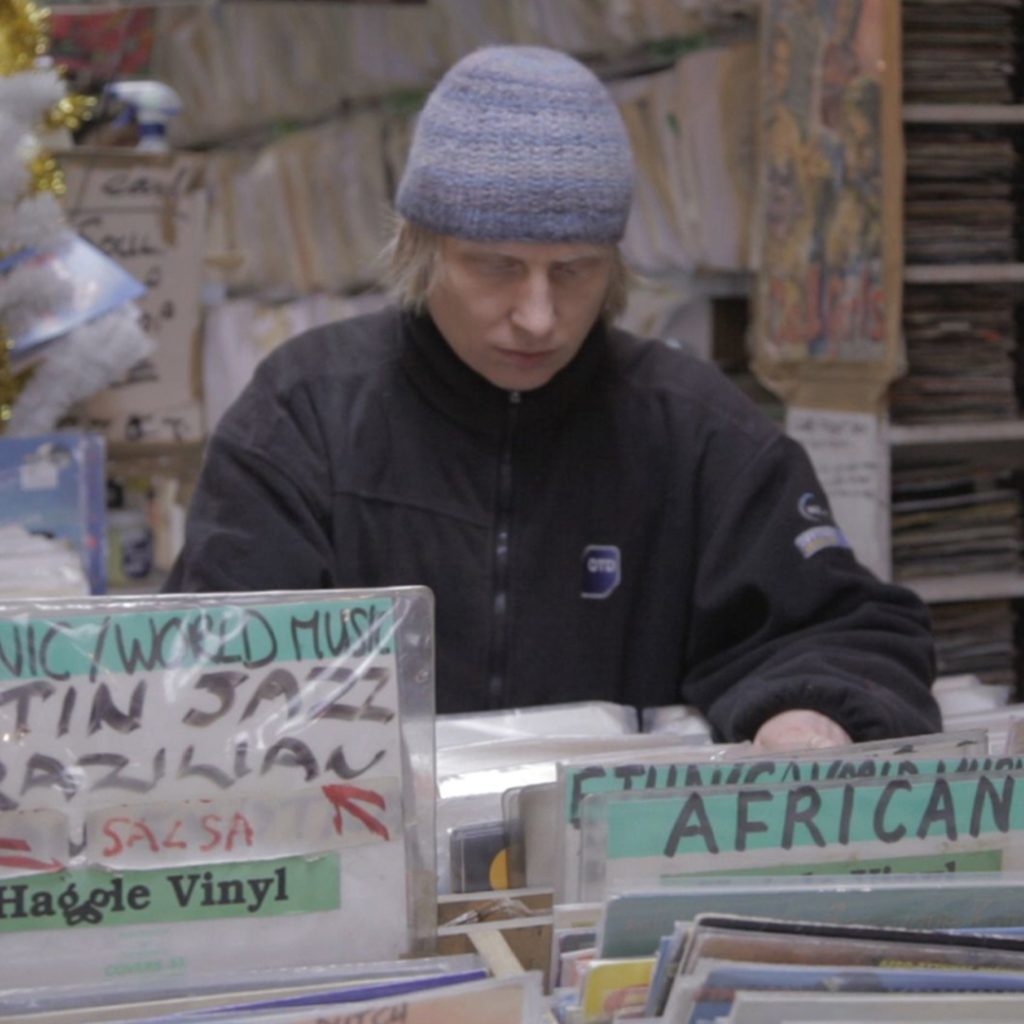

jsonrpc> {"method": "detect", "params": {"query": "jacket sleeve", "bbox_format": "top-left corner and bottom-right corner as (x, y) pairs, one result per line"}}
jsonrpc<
(163, 365), (336, 593)
(680, 430), (940, 743)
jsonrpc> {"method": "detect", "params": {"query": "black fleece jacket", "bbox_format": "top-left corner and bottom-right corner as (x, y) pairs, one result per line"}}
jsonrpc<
(166, 307), (940, 741)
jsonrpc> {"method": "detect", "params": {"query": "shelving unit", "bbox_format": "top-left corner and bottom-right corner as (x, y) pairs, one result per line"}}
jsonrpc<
(893, 260), (1024, 611)
(902, 263), (1024, 284)
(889, 0), (1024, 694)
(889, 420), (1024, 449)
(905, 571), (1024, 605)
(903, 104), (1024, 124)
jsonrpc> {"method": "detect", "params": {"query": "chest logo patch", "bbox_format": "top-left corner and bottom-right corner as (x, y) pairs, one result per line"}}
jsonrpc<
(582, 545), (621, 599)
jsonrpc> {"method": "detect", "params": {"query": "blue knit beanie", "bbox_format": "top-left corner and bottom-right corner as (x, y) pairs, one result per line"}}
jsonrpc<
(396, 46), (634, 243)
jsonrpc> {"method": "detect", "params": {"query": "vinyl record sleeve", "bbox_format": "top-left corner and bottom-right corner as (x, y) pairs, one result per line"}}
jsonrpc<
(726, 989), (1024, 1024)
(663, 956), (1024, 1024)
(669, 913), (1024, 1016)
(171, 971), (546, 1024)
(598, 872), (1024, 960)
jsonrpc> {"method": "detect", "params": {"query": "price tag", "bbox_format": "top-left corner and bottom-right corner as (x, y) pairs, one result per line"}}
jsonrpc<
(19, 461), (58, 491)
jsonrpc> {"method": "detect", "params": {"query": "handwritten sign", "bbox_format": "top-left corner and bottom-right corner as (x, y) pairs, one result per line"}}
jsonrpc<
(579, 771), (1024, 902)
(0, 598), (398, 813)
(0, 589), (433, 992)
(555, 733), (989, 900)
(564, 749), (999, 827)
(59, 150), (206, 442)
(78, 783), (402, 869)
(786, 406), (891, 578)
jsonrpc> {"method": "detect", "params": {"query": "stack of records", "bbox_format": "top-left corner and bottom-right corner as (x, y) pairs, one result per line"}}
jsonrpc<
(890, 285), (1019, 422)
(929, 599), (1019, 688)
(902, 0), (1021, 104)
(890, 456), (1023, 579)
(904, 127), (1019, 266)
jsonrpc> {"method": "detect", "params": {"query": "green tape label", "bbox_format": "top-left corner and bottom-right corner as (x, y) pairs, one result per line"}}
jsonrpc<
(663, 848), (1004, 880)
(0, 597), (395, 683)
(0, 853), (339, 932)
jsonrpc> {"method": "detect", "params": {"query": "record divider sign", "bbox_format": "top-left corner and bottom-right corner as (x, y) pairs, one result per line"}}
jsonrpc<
(0, 588), (435, 996)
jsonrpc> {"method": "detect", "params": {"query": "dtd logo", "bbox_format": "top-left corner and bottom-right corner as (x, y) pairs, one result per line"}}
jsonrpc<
(581, 544), (621, 599)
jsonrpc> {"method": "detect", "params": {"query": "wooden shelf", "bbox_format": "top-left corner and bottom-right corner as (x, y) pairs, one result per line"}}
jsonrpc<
(693, 269), (753, 298)
(901, 572), (1024, 605)
(107, 439), (205, 476)
(634, 268), (753, 298)
(903, 263), (1024, 285)
(903, 103), (1024, 124)
(889, 420), (1024, 449)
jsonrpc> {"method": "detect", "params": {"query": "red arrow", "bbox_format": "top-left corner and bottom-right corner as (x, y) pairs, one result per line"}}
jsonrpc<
(321, 784), (390, 841)
(0, 837), (64, 872)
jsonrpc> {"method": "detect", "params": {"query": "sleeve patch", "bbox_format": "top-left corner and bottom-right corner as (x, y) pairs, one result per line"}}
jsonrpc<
(794, 524), (850, 559)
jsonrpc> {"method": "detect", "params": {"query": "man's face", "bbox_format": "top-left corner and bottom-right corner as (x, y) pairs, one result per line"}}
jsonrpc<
(426, 236), (615, 391)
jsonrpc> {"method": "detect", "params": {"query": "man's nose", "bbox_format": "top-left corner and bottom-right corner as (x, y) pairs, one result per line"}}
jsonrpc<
(510, 273), (555, 340)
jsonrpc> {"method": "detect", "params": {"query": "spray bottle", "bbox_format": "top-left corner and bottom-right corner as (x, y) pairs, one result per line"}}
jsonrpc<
(106, 81), (183, 152)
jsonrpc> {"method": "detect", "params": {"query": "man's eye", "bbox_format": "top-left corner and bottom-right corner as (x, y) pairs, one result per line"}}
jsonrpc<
(474, 258), (519, 276)
(553, 260), (596, 281)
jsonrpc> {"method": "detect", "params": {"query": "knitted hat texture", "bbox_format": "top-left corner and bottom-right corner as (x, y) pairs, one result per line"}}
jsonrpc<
(396, 46), (634, 243)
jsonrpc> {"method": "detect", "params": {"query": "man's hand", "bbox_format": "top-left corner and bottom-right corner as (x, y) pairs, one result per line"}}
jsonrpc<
(752, 709), (851, 753)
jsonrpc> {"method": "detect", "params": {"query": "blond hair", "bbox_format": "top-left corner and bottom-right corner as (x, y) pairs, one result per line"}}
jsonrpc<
(381, 217), (630, 322)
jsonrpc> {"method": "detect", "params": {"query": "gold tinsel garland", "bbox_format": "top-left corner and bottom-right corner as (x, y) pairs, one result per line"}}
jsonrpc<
(28, 148), (64, 195)
(0, 0), (47, 77)
(0, 0), (94, 427)
(46, 92), (95, 134)
(0, 338), (14, 424)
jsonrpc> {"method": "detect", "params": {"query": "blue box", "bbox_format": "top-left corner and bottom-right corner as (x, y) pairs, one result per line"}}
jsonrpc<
(0, 431), (107, 593)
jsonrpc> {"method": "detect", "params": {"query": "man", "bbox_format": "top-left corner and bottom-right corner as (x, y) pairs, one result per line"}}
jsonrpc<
(166, 46), (939, 750)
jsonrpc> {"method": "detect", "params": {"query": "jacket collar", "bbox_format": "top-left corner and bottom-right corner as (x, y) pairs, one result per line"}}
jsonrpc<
(398, 310), (609, 442)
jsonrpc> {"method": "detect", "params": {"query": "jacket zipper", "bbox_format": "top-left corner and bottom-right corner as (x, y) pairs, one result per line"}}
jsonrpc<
(487, 390), (521, 708)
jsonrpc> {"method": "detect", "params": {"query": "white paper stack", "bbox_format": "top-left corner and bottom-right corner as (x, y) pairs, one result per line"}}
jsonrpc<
(153, 4), (443, 147)
(615, 42), (757, 276)
(205, 110), (399, 297)
(202, 290), (391, 431)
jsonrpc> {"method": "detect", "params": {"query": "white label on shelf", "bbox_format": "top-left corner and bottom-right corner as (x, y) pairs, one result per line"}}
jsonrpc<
(18, 461), (58, 491)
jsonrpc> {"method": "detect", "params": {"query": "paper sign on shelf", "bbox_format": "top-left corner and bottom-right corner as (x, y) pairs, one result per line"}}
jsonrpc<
(59, 149), (207, 443)
(786, 406), (891, 580)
